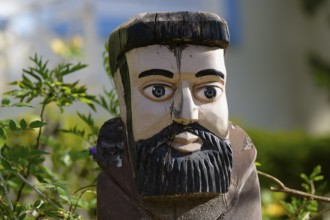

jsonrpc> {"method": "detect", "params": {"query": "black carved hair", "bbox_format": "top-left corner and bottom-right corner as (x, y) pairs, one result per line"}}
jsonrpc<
(108, 11), (230, 75)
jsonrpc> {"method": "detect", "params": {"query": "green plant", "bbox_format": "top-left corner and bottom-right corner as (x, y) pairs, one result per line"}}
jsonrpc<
(282, 165), (326, 219)
(0, 42), (120, 218)
(0, 54), (99, 219)
(259, 165), (330, 220)
(59, 43), (119, 148)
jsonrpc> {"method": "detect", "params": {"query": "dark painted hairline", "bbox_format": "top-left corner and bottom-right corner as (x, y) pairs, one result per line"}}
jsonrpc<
(138, 68), (225, 79)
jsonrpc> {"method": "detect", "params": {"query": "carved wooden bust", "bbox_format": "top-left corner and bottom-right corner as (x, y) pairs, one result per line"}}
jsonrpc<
(96, 11), (261, 219)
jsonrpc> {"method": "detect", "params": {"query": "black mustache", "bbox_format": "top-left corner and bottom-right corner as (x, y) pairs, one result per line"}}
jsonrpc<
(135, 122), (232, 169)
(136, 122), (226, 150)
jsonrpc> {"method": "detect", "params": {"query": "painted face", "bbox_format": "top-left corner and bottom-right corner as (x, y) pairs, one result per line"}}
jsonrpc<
(111, 44), (232, 196)
(124, 45), (229, 148)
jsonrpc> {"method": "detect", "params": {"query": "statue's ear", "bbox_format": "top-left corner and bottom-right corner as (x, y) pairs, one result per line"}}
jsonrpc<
(113, 69), (127, 125)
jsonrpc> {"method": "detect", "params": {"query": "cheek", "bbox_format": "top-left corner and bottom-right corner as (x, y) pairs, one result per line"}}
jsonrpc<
(198, 97), (229, 139)
(131, 91), (173, 141)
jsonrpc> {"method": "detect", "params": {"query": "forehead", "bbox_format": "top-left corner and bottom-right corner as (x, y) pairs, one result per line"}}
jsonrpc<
(125, 44), (226, 77)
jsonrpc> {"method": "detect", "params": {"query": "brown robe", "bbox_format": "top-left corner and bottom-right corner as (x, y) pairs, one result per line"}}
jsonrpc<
(96, 118), (261, 219)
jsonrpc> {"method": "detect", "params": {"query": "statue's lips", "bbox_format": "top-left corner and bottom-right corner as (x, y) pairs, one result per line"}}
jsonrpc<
(171, 132), (202, 153)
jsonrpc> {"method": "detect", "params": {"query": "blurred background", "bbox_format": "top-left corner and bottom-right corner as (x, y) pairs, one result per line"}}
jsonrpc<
(1, 0), (330, 219)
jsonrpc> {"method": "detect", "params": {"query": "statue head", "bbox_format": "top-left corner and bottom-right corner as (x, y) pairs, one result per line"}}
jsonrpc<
(107, 11), (232, 198)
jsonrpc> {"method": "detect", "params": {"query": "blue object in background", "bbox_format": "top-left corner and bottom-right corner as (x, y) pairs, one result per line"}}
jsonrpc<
(96, 2), (242, 46)
(225, 0), (241, 46)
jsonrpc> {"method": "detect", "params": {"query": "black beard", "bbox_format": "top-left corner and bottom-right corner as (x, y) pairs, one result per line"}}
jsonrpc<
(135, 122), (233, 197)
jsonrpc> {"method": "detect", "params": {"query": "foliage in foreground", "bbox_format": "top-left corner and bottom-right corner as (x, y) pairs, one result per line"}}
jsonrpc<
(260, 165), (329, 220)
(0, 53), (118, 219)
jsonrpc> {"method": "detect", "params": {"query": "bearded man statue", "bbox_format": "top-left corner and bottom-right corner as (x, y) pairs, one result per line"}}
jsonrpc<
(95, 11), (262, 220)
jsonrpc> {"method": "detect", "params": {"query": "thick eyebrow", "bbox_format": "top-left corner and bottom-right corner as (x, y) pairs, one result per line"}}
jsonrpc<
(195, 69), (225, 79)
(138, 69), (174, 78)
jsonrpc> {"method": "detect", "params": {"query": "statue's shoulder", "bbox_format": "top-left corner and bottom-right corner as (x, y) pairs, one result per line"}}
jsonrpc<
(226, 123), (261, 220)
(229, 122), (257, 160)
(228, 122), (257, 189)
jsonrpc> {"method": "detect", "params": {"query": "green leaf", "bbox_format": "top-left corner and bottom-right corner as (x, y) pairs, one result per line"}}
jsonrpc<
(33, 199), (44, 209)
(20, 119), (27, 129)
(307, 200), (318, 211)
(29, 120), (47, 128)
(22, 75), (34, 89)
(310, 165), (322, 178)
(0, 139), (4, 147)
(313, 175), (324, 181)
(0, 127), (6, 140)
(301, 183), (310, 192)
(12, 103), (33, 108)
(29, 149), (49, 157)
(8, 120), (17, 131)
(88, 103), (96, 112)
(0, 158), (13, 170)
(300, 173), (309, 183)
(78, 97), (93, 105)
(255, 161), (261, 167)
(1, 98), (10, 106)
(23, 68), (42, 82)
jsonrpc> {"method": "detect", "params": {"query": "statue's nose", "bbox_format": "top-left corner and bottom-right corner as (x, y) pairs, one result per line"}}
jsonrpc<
(172, 82), (198, 125)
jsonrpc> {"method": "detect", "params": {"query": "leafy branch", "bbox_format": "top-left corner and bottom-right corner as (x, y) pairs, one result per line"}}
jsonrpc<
(6, 54), (95, 112)
(258, 165), (330, 219)
(1, 54), (98, 219)
(258, 171), (330, 202)
(60, 44), (120, 146)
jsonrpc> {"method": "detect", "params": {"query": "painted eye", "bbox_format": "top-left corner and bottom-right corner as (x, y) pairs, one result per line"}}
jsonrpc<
(142, 84), (174, 101)
(195, 86), (223, 102)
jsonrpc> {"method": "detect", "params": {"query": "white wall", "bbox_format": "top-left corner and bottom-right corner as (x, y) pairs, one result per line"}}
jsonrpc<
(226, 0), (330, 134)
